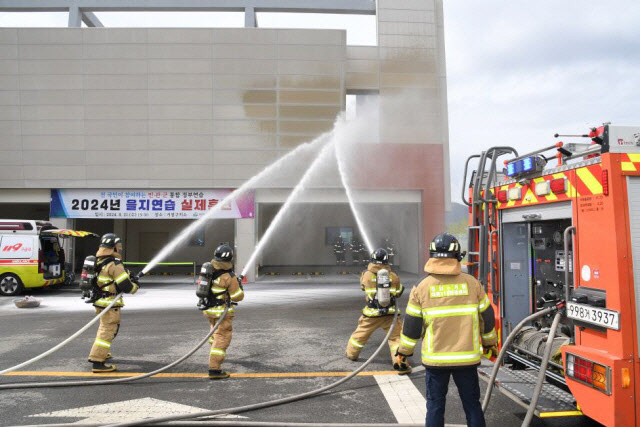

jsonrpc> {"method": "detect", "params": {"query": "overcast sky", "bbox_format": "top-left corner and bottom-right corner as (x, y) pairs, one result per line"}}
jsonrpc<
(1, 3), (639, 202)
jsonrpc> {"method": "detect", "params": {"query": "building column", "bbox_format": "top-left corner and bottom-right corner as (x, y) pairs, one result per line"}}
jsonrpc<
(244, 7), (257, 27)
(235, 218), (256, 282)
(68, 6), (81, 27)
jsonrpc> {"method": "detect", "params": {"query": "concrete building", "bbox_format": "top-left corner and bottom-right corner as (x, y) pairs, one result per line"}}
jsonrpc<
(0, 0), (449, 279)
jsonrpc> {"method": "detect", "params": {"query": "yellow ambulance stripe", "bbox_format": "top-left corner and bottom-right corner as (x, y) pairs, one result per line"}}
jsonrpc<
(628, 153), (640, 162)
(622, 162), (637, 172)
(576, 168), (603, 195)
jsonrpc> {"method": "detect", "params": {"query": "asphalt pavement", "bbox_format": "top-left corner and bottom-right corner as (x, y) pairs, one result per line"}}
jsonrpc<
(0, 277), (602, 426)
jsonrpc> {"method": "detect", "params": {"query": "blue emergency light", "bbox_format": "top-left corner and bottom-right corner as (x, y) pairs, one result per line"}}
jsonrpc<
(522, 156), (535, 172)
(505, 156), (537, 177)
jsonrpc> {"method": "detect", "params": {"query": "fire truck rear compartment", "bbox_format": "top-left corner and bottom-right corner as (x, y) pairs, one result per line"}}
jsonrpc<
(501, 218), (574, 339)
(497, 217), (581, 415)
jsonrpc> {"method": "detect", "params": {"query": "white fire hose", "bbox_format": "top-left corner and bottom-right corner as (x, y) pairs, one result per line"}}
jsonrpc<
(107, 310), (402, 427)
(481, 303), (565, 427)
(0, 293), (124, 376)
(0, 305), (228, 390)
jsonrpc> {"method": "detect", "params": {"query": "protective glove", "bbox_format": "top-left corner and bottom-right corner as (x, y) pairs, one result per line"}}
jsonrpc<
(393, 351), (412, 374)
(129, 273), (140, 294)
(483, 345), (498, 358)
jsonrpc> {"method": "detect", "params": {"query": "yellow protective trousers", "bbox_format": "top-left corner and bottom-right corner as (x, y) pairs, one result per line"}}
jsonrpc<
(88, 307), (120, 362)
(205, 313), (233, 370)
(346, 314), (402, 362)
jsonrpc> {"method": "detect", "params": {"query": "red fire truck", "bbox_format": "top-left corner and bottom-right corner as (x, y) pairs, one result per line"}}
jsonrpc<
(464, 124), (640, 425)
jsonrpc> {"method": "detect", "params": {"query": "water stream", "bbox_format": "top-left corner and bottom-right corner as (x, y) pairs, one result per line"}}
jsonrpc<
(141, 132), (331, 274)
(333, 135), (375, 254)
(240, 141), (336, 277)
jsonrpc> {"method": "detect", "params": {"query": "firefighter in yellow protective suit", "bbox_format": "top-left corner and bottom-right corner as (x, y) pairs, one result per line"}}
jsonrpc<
(88, 233), (139, 373)
(345, 248), (408, 372)
(394, 233), (497, 427)
(199, 244), (244, 379)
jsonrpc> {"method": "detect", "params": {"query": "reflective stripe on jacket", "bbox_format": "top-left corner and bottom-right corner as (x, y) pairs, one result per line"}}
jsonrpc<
(93, 248), (136, 308)
(360, 263), (404, 317)
(398, 258), (497, 367)
(204, 259), (244, 318)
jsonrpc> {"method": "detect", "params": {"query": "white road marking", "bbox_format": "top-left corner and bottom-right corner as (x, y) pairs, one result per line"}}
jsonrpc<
(28, 397), (246, 423)
(375, 374), (426, 424)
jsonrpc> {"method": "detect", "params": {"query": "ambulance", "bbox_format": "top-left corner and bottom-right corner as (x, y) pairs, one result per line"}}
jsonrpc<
(0, 220), (96, 296)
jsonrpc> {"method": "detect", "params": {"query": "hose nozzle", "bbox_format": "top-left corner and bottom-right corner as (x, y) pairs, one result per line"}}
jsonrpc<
(134, 271), (146, 282)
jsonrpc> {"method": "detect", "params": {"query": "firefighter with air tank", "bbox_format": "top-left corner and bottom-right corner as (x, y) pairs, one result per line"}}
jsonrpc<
(195, 244), (244, 379)
(394, 233), (497, 427)
(82, 233), (139, 373)
(345, 248), (409, 372)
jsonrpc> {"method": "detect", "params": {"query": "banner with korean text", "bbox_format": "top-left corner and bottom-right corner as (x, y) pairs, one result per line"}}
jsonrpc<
(50, 189), (254, 219)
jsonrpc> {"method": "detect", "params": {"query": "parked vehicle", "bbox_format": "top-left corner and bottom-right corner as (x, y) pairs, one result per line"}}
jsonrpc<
(0, 220), (95, 296)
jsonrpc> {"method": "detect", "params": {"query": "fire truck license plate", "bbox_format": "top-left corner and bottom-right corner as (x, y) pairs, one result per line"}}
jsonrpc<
(566, 302), (620, 330)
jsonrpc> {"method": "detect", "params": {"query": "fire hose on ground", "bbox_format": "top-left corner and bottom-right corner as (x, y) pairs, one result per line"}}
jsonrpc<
(0, 293), (125, 376)
(482, 303), (565, 427)
(107, 310), (401, 427)
(0, 306), (229, 390)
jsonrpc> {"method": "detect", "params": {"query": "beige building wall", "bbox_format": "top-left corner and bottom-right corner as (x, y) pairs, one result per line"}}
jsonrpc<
(0, 27), (345, 189)
(0, 12), (449, 275)
(343, 0), (450, 208)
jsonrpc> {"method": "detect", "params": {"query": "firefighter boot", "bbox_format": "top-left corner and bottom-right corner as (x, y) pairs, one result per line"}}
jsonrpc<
(92, 361), (116, 373)
(393, 352), (412, 375)
(346, 351), (359, 361)
(208, 369), (230, 380)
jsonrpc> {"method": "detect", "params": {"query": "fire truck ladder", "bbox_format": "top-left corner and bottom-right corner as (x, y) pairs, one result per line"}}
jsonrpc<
(462, 146), (518, 292)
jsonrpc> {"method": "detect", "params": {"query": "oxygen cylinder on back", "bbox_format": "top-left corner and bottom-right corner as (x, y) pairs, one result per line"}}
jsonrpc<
(196, 262), (213, 298)
(376, 269), (391, 307)
(80, 256), (97, 292)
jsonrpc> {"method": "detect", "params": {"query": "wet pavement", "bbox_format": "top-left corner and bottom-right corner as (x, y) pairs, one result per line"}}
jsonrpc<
(0, 278), (601, 426)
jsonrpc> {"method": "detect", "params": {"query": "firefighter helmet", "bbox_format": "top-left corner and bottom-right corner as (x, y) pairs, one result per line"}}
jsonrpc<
(429, 233), (464, 261)
(371, 248), (389, 264)
(99, 233), (121, 249)
(213, 244), (233, 262)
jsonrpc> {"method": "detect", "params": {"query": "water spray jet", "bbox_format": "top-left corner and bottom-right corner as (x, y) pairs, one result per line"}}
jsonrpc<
(141, 132), (332, 275)
(334, 137), (375, 254)
(240, 141), (336, 278)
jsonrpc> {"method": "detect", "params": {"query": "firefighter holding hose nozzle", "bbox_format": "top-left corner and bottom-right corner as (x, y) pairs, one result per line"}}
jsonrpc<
(85, 233), (139, 373)
(345, 248), (408, 372)
(195, 244), (244, 379)
(394, 233), (497, 427)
